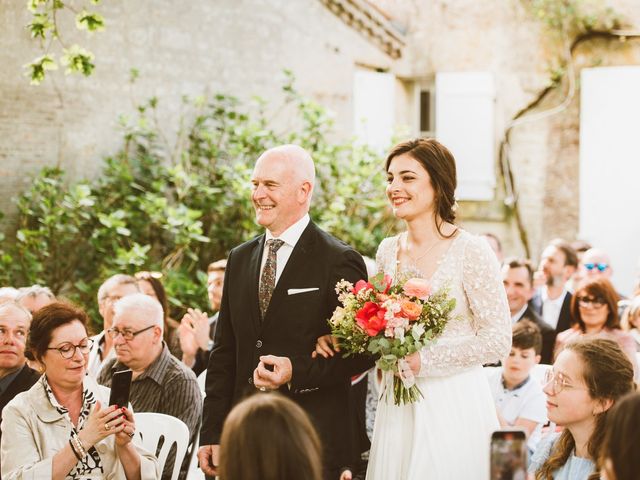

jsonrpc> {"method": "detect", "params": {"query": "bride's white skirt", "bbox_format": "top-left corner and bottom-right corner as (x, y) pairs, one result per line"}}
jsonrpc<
(366, 365), (498, 480)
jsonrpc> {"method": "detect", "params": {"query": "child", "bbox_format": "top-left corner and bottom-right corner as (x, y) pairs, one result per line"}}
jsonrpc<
(486, 320), (548, 455)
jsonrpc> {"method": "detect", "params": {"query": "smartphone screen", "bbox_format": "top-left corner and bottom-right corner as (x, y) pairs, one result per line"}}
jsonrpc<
(490, 430), (527, 480)
(108, 369), (133, 408)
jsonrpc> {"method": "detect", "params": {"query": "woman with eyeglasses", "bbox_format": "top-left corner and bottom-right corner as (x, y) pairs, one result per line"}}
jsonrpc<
(529, 338), (635, 480)
(0, 302), (158, 479)
(134, 271), (182, 359)
(553, 278), (638, 380)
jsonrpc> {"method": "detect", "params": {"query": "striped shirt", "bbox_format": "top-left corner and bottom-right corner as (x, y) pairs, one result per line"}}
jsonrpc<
(98, 343), (202, 480)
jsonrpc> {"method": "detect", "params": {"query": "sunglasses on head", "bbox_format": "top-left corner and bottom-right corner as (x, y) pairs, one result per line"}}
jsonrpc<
(584, 262), (608, 272)
(135, 271), (163, 280)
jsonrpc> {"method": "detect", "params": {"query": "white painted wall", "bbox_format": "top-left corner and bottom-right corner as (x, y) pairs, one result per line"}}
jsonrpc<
(435, 72), (496, 201)
(579, 66), (640, 296)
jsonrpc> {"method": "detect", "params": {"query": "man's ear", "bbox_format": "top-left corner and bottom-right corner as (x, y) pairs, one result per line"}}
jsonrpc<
(298, 181), (312, 203)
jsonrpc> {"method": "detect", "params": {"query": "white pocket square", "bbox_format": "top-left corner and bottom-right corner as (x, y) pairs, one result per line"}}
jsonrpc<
(287, 287), (320, 295)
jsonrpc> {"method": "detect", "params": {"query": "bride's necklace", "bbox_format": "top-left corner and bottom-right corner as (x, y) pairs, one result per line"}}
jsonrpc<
(403, 233), (441, 264)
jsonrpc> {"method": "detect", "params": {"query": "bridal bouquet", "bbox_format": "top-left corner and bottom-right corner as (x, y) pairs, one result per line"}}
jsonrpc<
(329, 273), (456, 405)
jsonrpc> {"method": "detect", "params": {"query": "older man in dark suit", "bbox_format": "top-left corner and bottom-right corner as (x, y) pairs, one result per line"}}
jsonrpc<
(0, 302), (40, 450)
(502, 259), (555, 363)
(198, 145), (371, 480)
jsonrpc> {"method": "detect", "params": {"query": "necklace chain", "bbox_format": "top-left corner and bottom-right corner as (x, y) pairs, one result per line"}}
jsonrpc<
(403, 233), (440, 264)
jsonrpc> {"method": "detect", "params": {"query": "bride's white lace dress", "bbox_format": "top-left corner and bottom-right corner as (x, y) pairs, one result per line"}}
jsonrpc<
(366, 230), (511, 480)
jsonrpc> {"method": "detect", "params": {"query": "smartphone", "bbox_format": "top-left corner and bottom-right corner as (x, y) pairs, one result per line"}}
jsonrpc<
(108, 369), (132, 408)
(490, 429), (527, 480)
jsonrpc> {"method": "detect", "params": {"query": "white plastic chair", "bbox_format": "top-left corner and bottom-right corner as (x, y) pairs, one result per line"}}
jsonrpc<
(197, 370), (207, 397)
(135, 412), (190, 480)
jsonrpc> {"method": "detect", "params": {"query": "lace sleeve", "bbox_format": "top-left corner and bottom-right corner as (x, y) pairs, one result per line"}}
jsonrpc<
(375, 236), (397, 276)
(419, 235), (512, 376)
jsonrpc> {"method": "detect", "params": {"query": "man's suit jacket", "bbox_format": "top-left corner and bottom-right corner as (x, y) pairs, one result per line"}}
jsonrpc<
(529, 290), (573, 334)
(200, 221), (372, 472)
(0, 365), (41, 446)
(516, 305), (556, 364)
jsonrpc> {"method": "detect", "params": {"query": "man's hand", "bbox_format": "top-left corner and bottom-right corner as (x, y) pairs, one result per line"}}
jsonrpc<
(253, 355), (292, 390)
(178, 322), (199, 364)
(197, 444), (219, 477)
(182, 308), (211, 351)
(311, 334), (340, 358)
(340, 469), (353, 480)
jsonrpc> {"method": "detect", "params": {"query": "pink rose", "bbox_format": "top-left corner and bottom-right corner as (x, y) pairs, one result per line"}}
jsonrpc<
(403, 278), (431, 300)
(352, 279), (374, 295)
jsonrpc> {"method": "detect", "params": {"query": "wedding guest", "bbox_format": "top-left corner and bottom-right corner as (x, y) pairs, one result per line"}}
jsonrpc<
(1, 302), (158, 479)
(600, 392), (640, 480)
(0, 288), (19, 304)
(620, 296), (640, 350)
(179, 259), (226, 375)
(486, 321), (547, 455)
(0, 303), (40, 452)
(16, 284), (55, 314)
(530, 338), (634, 480)
(98, 293), (201, 480)
(134, 270), (182, 358)
(568, 240), (592, 292)
(554, 278), (638, 379)
(579, 248), (625, 300)
(482, 232), (504, 264)
(87, 274), (139, 378)
(530, 240), (577, 335)
(219, 393), (322, 480)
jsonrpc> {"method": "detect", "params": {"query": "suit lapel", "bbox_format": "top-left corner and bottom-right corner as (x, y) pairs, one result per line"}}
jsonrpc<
(261, 222), (316, 330)
(249, 235), (266, 333)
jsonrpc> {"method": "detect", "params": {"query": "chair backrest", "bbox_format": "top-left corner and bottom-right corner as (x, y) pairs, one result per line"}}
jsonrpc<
(197, 370), (207, 396)
(135, 412), (190, 480)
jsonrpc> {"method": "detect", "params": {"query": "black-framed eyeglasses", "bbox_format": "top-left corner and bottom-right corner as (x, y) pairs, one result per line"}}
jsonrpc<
(577, 296), (606, 308)
(107, 324), (156, 341)
(584, 262), (609, 272)
(47, 338), (94, 359)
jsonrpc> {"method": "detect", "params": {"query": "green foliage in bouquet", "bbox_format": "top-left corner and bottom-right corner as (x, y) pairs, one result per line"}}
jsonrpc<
(1, 73), (393, 331)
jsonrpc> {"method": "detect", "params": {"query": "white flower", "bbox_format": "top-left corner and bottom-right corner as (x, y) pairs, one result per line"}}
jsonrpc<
(394, 327), (406, 343)
(411, 323), (426, 341)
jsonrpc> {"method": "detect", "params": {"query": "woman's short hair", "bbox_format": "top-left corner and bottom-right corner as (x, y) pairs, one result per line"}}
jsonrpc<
(386, 138), (457, 237)
(570, 278), (620, 332)
(600, 392), (640, 480)
(620, 295), (640, 331)
(25, 302), (89, 362)
(219, 393), (323, 480)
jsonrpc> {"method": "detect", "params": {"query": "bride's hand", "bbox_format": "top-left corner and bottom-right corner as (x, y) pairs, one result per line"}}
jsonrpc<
(404, 351), (421, 375)
(311, 335), (340, 358)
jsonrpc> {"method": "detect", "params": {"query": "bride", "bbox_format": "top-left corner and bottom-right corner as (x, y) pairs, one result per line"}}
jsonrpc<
(366, 138), (511, 479)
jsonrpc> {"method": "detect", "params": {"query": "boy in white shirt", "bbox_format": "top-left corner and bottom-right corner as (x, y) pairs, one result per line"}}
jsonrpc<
(487, 320), (548, 455)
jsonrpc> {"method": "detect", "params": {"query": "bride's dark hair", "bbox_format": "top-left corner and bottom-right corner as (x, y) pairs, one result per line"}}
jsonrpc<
(385, 138), (457, 238)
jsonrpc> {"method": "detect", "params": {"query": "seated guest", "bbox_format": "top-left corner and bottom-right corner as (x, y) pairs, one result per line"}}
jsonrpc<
(88, 274), (139, 378)
(16, 284), (55, 314)
(134, 271), (182, 358)
(620, 296), (640, 350)
(502, 258), (556, 363)
(1, 302), (158, 479)
(554, 278), (638, 380)
(179, 259), (226, 375)
(579, 248), (625, 300)
(600, 392), (640, 480)
(529, 339), (635, 479)
(486, 321), (547, 455)
(0, 288), (19, 305)
(219, 392), (322, 480)
(0, 303), (40, 451)
(98, 294), (202, 480)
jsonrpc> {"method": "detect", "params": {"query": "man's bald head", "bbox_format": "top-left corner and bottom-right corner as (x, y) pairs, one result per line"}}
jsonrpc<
(581, 248), (613, 279)
(251, 145), (316, 236)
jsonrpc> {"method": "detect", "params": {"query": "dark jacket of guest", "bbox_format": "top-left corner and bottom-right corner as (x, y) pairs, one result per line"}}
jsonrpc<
(0, 365), (40, 446)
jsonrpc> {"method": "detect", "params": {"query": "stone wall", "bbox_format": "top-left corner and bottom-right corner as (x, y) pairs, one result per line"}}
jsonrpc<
(0, 0), (396, 226)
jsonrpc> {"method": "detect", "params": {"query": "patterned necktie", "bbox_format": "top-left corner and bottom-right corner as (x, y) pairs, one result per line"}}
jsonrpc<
(259, 239), (284, 319)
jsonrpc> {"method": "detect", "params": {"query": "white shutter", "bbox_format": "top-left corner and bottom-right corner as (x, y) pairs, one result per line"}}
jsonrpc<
(353, 69), (395, 152)
(580, 66), (640, 295)
(435, 72), (496, 200)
